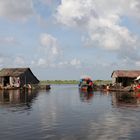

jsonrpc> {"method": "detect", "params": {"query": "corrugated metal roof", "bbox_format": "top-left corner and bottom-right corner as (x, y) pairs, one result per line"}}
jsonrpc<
(111, 70), (140, 78)
(0, 68), (29, 77)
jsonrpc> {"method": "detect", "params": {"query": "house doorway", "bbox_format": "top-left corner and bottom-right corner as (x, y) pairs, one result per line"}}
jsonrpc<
(3, 76), (10, 86)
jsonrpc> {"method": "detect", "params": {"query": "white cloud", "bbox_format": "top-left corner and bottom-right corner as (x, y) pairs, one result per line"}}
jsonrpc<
(0, 54), (10, 66)
(136, 61), (140, 67)
(14, 56), (26, 66)
(40, 33), (57, 47)
(87, 23), (137, 51)
(56, 0), (140, 65)
(56, 0), (94, 27)
(88, 111), (138, 140)
(38, 58), (46, 66)
(16, 30), (80, 69)
(57, 58), (81, 68)
(36, 58), (52, 68)
(58, 61), (68, 66)
(34, 33), (62, 68)
(40, 33), (62, 59)
(0, 54), (28, 67)
(29, 33), (81, 69)
(70, 58), (81, 66)
(0, 36), (19, 45)
(56, 0), (140, 26)
(0, 0), (34, 21)
(36, 57), (81, 69)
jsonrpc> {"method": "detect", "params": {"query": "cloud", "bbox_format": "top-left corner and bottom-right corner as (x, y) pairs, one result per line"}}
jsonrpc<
(135, 61), (140, 67)
(0, 0), (34, 21)
(88, 111), (138, 140)
(0, 54), (14, 68)
(0, 53), (29, 68)
(56, 0), (140, 65)
(40, 33), (57, 47)
(58, 58), (81, 68)
(37, 58), (47, 66)
(0, 36), (19, 46)
(70, 58), (81, 66)
(31, 33), (62, 68)
(13, 56), (26, 66)
(56, 0), (140, 27)
(36, 33), (82, 68)
(0, 53), (10, 63)
(40, 33), (62, 59)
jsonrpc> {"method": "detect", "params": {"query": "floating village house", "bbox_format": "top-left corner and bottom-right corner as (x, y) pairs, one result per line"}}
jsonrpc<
(0, 68), (39, 89)
(111, 70), (140, 87)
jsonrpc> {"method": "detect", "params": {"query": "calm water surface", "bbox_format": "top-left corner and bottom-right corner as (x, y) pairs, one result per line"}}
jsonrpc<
(0, 85), (140, 140)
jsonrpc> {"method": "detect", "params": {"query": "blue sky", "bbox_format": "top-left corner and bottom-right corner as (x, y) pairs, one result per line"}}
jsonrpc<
(0, 0), (140, 80)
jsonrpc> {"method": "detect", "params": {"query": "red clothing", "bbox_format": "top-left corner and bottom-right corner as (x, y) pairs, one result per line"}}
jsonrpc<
(89, 81), (93, 86)
(136, 84), (140, 89)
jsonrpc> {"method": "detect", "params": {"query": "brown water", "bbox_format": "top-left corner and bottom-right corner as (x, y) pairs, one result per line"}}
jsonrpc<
(0, 85), (140, 140)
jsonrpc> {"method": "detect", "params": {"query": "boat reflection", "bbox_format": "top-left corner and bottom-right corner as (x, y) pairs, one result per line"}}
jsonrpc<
(112, 92), (140, 107)
(79, 90), (94, 102)
(0, 89), (38, 109)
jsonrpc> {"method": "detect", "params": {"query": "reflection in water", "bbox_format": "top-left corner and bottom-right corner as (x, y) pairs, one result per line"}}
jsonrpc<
(1, 86), (140, 140)
(0, 89), (38, 110)
(112, 92), (140, 107)
(79, 90), (94, 102)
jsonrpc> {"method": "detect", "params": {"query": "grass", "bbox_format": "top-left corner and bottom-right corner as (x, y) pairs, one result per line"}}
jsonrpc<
(39, 80), (112, 85)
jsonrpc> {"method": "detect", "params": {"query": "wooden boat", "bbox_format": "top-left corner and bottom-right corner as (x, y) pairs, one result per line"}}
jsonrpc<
(46, 84), (51, 90)
(79, 85), (93, 92)
(79, 78), (93, 92)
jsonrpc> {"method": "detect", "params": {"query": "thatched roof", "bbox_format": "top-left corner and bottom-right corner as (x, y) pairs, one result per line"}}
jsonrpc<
(0, 68), (30, 77)
(111, 70), (140, 78)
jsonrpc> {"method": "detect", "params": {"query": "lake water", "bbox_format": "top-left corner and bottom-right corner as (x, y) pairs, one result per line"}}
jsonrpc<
(0, 85), (140, 140)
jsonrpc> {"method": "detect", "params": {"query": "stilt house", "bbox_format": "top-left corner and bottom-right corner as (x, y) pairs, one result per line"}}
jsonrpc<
(0, 68), (39, 88)
(111, 70), (140, 87)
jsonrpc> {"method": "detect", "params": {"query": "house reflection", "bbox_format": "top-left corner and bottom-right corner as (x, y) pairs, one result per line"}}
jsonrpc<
(79, 90), (94, 102)
(0, 89), (38, 108)
(112, 92), (140, 107)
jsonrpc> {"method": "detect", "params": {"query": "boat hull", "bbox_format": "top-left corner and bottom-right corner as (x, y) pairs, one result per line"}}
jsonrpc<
(79, 85), (93, 92)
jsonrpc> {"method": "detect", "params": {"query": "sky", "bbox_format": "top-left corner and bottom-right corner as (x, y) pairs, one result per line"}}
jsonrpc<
(0, 0), (140, 80)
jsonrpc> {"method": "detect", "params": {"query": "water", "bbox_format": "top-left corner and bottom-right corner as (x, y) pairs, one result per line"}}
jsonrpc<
(0, 85), (140, 140)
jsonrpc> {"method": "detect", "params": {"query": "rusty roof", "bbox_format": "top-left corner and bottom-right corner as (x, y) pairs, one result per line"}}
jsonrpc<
(0, 68), (30, 77)
(111, 70), (140, 78)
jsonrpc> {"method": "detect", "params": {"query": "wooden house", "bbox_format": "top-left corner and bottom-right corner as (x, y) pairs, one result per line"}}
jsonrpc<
(0, 68), (39, 89)
(111, 70), (140, 87)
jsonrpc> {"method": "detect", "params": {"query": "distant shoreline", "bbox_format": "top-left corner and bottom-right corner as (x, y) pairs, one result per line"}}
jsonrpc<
(40, 80), (112, 85)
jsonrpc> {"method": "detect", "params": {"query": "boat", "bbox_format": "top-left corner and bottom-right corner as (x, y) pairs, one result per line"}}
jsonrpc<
(79, 77), (93, 92)
(46, 84), (51, 90)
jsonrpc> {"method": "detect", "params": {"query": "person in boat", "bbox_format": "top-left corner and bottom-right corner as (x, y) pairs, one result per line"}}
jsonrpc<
(135, 83), (140, 90)
(79, 79), (83, 87)
(79, 78), (93, 91)
(87, 80), (93, 92)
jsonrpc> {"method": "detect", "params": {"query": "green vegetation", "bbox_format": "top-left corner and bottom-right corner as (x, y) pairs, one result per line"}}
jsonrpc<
(40, 80), (112, 85)
(40, 80), (79, 85)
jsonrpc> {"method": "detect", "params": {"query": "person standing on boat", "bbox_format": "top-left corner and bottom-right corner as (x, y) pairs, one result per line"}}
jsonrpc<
(90, 80), (93, 85)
